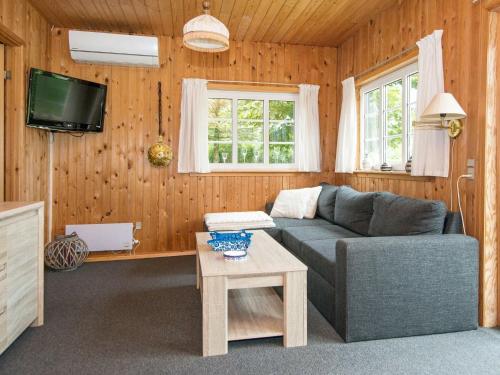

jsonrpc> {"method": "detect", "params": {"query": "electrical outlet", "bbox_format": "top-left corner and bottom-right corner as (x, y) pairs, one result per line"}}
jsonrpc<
(466, 159), (475, 179)
(135, 222), (142, 230)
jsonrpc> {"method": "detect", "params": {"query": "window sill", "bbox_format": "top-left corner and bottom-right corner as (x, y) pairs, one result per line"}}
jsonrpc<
(352, 170), (435, 181)
(189, 169), (325, 177)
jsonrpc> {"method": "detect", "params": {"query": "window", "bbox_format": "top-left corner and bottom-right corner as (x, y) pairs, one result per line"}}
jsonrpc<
(360, 62), (418, 170)
(208, 90), (297, 171)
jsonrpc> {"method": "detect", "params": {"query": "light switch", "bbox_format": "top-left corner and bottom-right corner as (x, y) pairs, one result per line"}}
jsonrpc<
(466, 159), (475, 179)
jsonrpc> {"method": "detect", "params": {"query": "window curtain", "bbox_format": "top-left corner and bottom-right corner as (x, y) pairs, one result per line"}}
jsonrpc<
(178, 78), (210, 173)
(296, 84), (321, 172)
(412, 30), (449, 177)
(335, 77), (357, 173)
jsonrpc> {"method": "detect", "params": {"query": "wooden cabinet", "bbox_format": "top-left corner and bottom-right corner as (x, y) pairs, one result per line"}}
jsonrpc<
(0, 202), (44, 355)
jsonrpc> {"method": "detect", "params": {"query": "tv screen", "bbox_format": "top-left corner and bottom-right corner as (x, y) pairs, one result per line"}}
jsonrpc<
(26, 68), (107, 132)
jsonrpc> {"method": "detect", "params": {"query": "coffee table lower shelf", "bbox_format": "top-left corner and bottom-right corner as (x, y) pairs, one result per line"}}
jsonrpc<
(228, 287), (284, 341)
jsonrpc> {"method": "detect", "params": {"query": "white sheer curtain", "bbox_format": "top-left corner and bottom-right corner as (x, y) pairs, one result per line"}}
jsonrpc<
(178, 78), (210, 173)
(412, 30), (449, 177)
(335, 77), (357, 173)
(296, 84), (321, 172)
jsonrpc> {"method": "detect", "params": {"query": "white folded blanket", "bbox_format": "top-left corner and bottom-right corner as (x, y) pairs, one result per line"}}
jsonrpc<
(204, 211), (275, 231)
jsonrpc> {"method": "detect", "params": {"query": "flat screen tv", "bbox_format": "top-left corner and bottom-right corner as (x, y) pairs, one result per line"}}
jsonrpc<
(26, 68), (107, 132)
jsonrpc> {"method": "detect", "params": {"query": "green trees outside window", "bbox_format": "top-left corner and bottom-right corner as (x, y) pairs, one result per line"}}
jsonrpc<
(208, 94), (296, 167)
(361, 63), (418, 170)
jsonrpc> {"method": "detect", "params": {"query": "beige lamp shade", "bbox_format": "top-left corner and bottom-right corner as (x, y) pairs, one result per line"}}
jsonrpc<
(421, 93), (466, 120)
(183, 1), (229, 53)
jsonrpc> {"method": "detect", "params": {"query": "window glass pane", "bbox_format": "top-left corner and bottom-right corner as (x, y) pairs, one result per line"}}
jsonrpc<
(238, 99), (264, 164)
(363, 89), (381, 168)
(408, 103), (417, 124)
(385, 79), (403, 113)
(364, 89), (380, 139)
(386, 136), (403, 166)
(365, 114), (380, 140)
(407, 88), (417, 159)
(208, 99), (232, 142)
(385, 79), (403, 137)
(237, 99), (264, 141)
(408, 133), (414, 159)
(269, 100), (294, 120)
(364, 140), (380, 167)
(269, 100), (295, 142)
(209, 143), (232, 164)
(238, 142), (264, 163)
(366, 89), (380, 114)
(409, 73), (418, 103)
(270, 144), (294, 164)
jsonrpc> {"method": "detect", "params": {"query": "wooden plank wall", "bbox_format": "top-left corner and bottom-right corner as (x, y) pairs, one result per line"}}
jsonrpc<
(1, 0), (51, 237)
(335, 0), (491, 323)
(49, 29), (337, 256)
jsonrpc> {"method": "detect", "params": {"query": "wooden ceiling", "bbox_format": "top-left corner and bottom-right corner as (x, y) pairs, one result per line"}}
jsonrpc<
(29, 0), (399, 47)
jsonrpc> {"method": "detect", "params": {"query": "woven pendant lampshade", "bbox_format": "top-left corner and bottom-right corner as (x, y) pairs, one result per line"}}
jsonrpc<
(183, 1), (229, 53)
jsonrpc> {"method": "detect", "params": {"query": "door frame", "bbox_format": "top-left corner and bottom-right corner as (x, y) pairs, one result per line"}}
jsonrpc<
(0, 44), (4, 202)
(482, 0), (500, 327)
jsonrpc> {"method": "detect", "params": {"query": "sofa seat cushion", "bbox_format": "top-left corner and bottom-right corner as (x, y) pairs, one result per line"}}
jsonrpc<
(334, 186), (377, 235)
(301, 237), (359, 286)
(264, 217), (331, 243)
(274, 217), (331, 229)
(368, 192), (447, 236)
(263, 227), (282, 243)
(282, 224), (360, 259)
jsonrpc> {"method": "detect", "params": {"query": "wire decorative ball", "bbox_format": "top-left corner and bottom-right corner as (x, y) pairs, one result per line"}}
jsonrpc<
(44, 232), (89, 271)
(147, 136), (173, 167)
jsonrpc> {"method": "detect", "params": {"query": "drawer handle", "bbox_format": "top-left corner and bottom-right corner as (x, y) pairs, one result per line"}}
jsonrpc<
(0, 305), (5, 316)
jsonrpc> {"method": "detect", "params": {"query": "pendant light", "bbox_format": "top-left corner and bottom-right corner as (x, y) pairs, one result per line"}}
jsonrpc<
(183, 0), (229, 53)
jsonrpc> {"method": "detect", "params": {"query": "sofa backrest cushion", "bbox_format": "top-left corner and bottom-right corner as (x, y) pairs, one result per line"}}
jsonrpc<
(368, 192), (447, 236)
(443, 211), (463, 234)
(316, 183), (339, 223)
(334, 186), (377, 235)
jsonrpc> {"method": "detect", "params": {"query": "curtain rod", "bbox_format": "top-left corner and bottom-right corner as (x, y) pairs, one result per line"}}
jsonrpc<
(207, 79), (298, 87)
(354, 45), (418, 80)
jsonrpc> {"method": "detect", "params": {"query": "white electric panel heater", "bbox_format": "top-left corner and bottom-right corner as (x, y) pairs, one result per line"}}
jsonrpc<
(65, 223), (134, 252)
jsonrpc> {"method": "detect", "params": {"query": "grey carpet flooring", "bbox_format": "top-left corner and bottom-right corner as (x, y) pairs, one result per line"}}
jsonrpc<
(0, 256), (499, 375)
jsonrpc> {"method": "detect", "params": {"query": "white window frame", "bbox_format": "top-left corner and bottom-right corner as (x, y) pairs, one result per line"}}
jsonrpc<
(360, 62), (418, 171)
(208, 89), (298, 172)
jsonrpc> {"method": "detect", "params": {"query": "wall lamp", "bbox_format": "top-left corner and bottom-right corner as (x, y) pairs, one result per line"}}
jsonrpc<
(413, 93), (467, 138)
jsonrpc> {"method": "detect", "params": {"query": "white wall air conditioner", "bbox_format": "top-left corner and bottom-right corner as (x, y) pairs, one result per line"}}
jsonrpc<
(65, 223), (134, 252)
(68, 30), (159, 67)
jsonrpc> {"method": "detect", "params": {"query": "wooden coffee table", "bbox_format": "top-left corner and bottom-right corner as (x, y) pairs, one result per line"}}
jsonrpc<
(196, 230), (307, 357)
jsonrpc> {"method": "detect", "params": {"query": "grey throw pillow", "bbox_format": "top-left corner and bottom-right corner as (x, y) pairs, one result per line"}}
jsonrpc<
(316, 182), (339, 223)
(368, 192), (447, 236)
(334, 186), (377, 235)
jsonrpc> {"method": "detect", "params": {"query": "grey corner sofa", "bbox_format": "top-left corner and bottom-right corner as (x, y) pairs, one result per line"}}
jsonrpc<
(264, 183), (479, 343)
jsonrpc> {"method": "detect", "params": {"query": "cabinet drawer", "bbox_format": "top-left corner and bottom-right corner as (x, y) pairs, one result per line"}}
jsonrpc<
(3, 213), (38, 351)
(0, 252), (6, 352)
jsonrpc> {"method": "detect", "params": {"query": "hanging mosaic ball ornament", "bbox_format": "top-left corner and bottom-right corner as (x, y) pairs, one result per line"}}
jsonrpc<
(147, 136), (173, 167)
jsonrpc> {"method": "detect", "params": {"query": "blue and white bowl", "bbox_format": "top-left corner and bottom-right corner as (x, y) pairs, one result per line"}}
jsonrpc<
(207, 230), (253, 253)
(223, 250), (248, 261)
